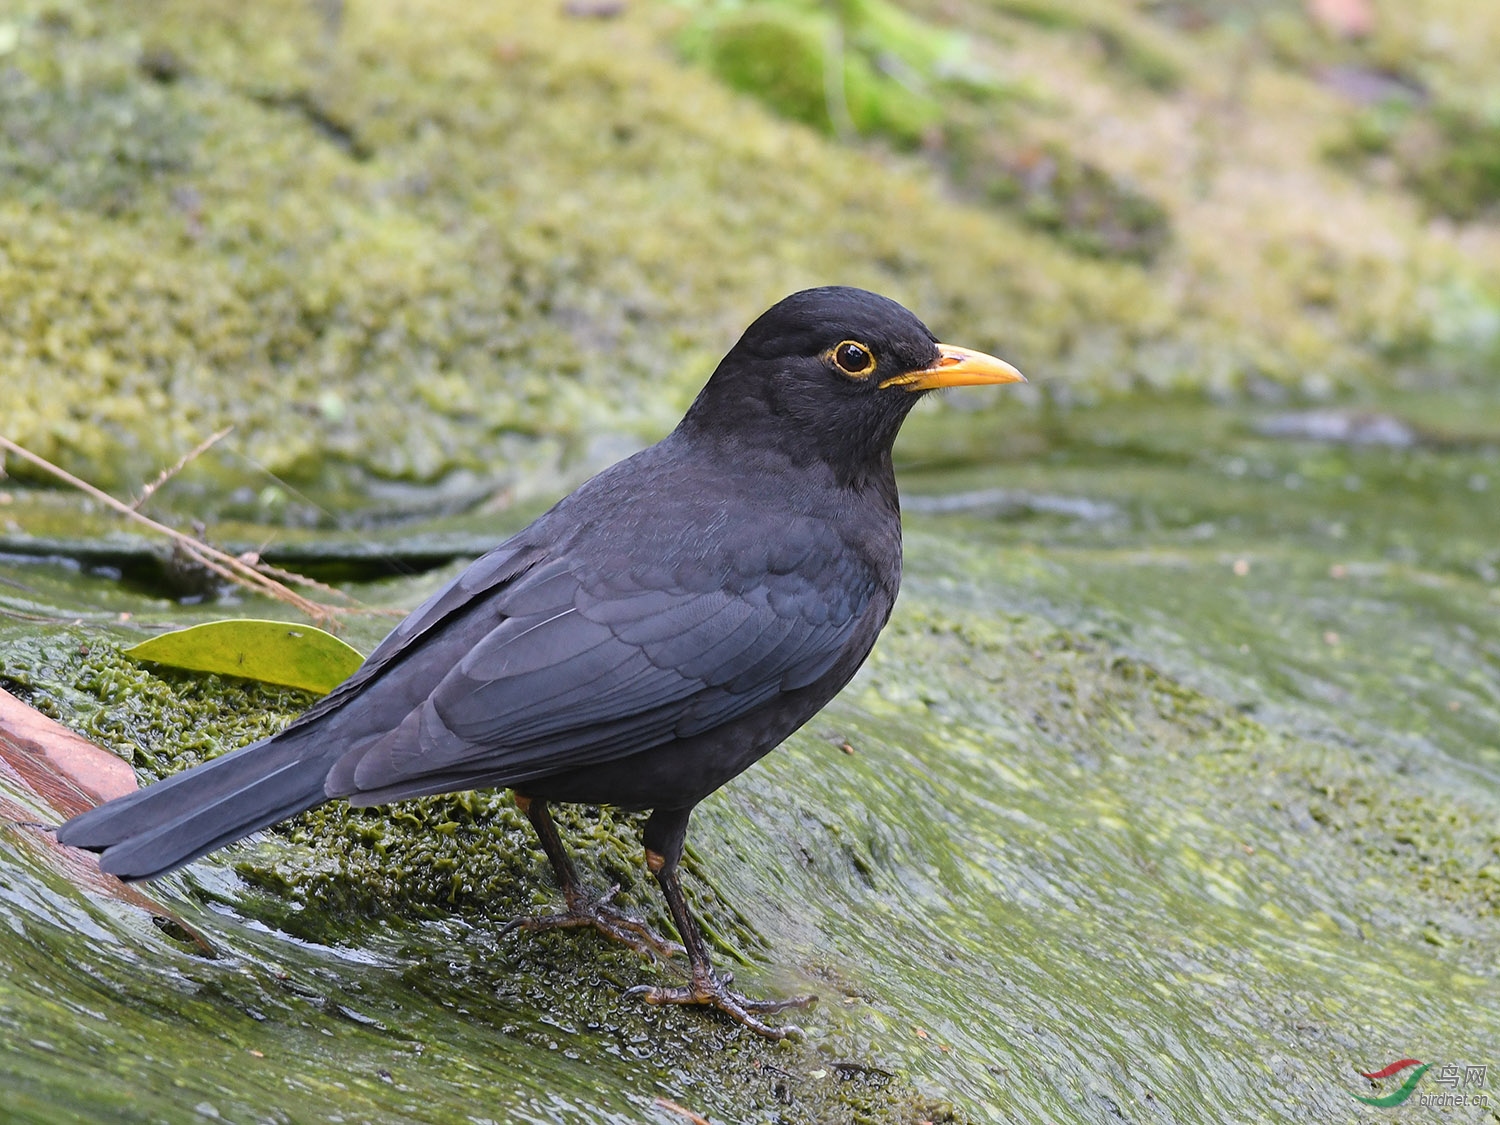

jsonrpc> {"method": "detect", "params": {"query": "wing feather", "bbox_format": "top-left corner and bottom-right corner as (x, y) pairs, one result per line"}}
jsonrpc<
(329, 545), (873, 799)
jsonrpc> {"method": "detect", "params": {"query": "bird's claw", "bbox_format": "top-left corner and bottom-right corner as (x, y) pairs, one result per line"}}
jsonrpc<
(625, 973), (816, 1040)
(502, 884), (685, 961)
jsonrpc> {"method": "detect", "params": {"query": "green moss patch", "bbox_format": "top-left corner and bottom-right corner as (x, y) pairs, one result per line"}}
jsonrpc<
(3, 0), (1498, 509)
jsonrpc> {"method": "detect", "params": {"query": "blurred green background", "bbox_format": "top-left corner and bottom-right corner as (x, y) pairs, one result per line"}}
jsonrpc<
(3, 0), (1498, 500)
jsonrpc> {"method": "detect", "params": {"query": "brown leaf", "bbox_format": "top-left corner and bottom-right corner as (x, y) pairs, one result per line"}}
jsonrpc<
(0, 688), (214, 955)
(0, 687), (137, 815)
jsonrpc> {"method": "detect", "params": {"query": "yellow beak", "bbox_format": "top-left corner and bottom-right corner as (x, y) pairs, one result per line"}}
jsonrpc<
(879, 343), (1027, 392)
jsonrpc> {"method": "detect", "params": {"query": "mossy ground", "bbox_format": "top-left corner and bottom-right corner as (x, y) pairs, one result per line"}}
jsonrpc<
(2, 0), (1498, 505)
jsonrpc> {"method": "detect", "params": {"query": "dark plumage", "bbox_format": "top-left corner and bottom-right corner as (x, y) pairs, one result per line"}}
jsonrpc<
(57, 286), (1024, 1037)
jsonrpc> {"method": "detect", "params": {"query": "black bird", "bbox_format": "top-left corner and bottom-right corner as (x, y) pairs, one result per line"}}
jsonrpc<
(57, 286), (1025, 1038)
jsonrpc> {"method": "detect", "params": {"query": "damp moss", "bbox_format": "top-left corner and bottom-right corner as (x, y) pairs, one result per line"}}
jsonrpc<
(0, 0), (1130, 495)
(0, 628), (310, 772)
(685, 2), (1175, 261)
(678, 0), (963, 146)
(0, 631), (765, 952)
(943, 132), (1172, 263)
(1325, 94), (1500, 223)
(1397, 107), (1500, 221)
(0, 626), (966, 1124)
(1, 0), (1498, 504)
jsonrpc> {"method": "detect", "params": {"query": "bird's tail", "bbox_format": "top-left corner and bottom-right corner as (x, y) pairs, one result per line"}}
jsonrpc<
(55, 730), (335, 881)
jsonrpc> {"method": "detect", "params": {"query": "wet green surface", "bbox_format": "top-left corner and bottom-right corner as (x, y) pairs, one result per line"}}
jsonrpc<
(3, 0), (1500, 1119)
(2, 395), (1498, 1123)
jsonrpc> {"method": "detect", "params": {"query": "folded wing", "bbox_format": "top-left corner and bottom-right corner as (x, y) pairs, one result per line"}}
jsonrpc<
(326, 529), (874, 804)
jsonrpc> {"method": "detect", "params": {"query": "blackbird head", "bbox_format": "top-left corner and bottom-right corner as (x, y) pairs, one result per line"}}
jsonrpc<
(680, 287), (1024, 486)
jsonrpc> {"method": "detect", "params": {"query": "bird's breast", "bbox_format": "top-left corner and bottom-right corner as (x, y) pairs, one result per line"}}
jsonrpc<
(558, 444), (903, 603)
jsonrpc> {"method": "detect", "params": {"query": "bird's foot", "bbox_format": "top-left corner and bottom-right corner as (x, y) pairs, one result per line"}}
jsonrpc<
(626, 971), (816, 1040)
(502, 884), (685, 961)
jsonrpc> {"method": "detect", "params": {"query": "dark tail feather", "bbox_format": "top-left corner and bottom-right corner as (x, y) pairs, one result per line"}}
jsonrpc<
(56, 732), (335, 881)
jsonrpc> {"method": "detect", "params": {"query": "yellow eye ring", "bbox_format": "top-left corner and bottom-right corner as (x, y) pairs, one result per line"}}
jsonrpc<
(829, 340), (876, 379)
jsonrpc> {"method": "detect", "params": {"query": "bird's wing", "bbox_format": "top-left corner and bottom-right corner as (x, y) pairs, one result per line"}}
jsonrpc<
(285, 539), (542, 731)
(328, 521), (877, 799)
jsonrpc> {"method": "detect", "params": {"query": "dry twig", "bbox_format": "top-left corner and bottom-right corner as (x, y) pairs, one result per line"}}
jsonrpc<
(0, 434), (383, 628)
(130, 425), (233, 511)
(242, 552), (361, 606)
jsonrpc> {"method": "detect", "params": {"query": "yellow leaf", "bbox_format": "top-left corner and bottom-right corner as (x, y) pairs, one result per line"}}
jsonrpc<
(125, 620), (364, 696)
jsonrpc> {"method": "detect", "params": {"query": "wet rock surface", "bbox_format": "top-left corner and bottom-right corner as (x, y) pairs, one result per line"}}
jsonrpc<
(2, 396), (1497, 1122)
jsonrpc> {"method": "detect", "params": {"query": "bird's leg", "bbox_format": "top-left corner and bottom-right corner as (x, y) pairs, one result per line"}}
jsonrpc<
(625, 807), (815, 1040)
(502, 794), (683, 960)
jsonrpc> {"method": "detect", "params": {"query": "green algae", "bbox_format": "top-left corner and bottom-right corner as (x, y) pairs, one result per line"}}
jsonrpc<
(2, 390), (1499, 1122)
(0, 627), (958, 1124)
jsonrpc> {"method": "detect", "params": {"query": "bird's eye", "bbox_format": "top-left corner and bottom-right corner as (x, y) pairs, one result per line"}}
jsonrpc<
(831, 340), (876, 378)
